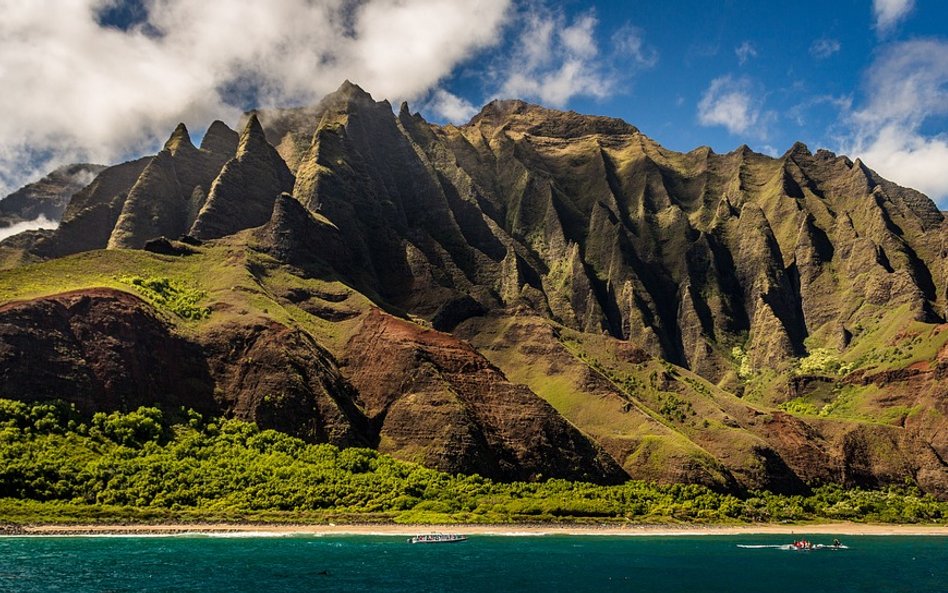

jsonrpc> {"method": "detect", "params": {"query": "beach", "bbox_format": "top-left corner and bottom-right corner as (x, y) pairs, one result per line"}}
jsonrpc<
(6, 522), (946, 537)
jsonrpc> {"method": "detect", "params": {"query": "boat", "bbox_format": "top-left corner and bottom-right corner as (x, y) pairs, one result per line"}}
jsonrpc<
(407, 533), (468, 544)
(791, 539), (847, 550)
(792, 539), (814, 550)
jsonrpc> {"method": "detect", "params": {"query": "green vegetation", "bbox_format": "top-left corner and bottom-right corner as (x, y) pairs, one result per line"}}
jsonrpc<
(730, 346), (753, 380)
(1, 399), (944, 526)
(778, 399), (821, 416)
(795, 348), (853, 376)
(120, 275), (209, 320)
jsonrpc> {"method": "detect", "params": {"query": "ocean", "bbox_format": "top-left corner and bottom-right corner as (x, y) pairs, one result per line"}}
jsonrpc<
(1, 533), (945, 592)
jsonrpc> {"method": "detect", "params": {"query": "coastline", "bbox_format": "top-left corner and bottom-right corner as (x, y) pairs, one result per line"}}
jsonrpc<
(4, 522), (946, 537)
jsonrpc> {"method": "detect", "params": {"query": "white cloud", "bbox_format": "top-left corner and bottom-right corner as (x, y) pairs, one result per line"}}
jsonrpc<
(0, 215), (58, 242)
(855, 126), (948, 206)
(0, 0), (511, 197)
(873, 0), (915, 34)
(809, 38), (841, 59)
(735, 41), (757, 65)
(424, 89), (479, 124)
(853, 40), (948, 128)
(560, 13), (597, 59)
(496, 8), (607, 106)
(612, 23), (658, 68)
(492, 7), (655, 108)
(697, 76), (765, 136)
(844, 39), (948, 206)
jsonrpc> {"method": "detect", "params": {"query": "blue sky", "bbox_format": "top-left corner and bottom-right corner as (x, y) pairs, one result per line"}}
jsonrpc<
(0, 0), (946, 208)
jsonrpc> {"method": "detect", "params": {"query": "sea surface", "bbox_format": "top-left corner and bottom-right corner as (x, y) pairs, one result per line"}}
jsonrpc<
(1, 533), (945, 592)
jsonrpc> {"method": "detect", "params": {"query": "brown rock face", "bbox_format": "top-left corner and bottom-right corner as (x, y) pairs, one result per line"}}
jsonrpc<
(0, 290), (369, 447)
(199, 320), (370, 447)
(342, 309), (627, 483)
(0, 289), (216, 413)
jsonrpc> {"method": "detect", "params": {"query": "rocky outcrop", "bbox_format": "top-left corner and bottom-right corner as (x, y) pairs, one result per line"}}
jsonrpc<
(198, 320), (370, 447)
(189, 115), (295, 240)
(108, 124), (234, 248)
(255, 193), (360, 282)
(342, 309), (627, 483)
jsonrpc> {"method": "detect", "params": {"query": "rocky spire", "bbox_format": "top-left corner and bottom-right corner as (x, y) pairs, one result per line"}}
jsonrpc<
(189, 114), (295, 241)
(163, 123), (196, 157)
(200, 120), (239, 157)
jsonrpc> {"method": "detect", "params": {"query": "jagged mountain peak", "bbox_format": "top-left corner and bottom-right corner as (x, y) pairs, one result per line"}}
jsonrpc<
(200, 120), (239, 156)
(319, 80), (389, 115)
(467, 98), (639, 138)
(163, 123), (196, 156)
(236, 112), (270, 157)
(337, 79), (371, 99)
(783, 141), (812, 158)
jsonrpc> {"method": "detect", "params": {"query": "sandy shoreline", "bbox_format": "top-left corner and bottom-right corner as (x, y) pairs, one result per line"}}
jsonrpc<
(4, 522), (946, 537)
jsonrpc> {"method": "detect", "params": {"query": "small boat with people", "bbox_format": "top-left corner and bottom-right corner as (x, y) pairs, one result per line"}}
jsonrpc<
(792, 538), (846, 551)
(407, 533), (468, 544)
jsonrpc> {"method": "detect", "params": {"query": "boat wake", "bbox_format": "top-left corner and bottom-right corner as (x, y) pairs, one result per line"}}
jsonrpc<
(737, 544), (849, 551)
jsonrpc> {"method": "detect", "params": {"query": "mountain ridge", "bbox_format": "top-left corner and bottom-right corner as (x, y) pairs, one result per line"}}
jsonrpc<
(0, 82), (945, 496)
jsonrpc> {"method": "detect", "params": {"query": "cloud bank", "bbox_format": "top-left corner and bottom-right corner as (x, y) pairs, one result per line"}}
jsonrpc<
(0, 216), (59, 242)
(845, 39), (948, 206)
(0, 0), (511, 197)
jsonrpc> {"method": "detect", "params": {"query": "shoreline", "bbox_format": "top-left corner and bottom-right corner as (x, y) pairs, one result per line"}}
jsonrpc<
(4, 522), (946, 538)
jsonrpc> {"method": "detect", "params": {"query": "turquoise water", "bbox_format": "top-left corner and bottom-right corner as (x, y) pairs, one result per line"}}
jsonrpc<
(1, 534), (945, 592)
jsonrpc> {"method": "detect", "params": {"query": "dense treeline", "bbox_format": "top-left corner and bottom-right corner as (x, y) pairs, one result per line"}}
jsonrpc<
(0, 400), (944, 525)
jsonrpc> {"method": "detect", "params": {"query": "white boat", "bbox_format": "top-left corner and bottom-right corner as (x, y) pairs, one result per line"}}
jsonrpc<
(407, 533), (468, 544)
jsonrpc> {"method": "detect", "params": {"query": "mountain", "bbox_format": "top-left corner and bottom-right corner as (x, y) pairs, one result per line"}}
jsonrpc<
(0, 82), (945, 496)
(0, 164), (106, 229)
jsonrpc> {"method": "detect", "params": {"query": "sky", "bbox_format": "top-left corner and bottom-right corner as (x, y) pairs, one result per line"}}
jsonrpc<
(1, 0), (946, 211)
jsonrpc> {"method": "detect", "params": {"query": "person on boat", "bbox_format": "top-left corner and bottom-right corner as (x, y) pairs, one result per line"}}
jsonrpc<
(833, 538), (841, 548)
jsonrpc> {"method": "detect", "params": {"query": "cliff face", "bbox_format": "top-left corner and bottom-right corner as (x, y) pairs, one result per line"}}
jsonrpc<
(0, 82), (945, 494)
(256, 89), (945, 381)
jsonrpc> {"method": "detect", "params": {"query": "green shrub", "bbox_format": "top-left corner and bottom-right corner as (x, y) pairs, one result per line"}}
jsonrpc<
(120, 276), (210, 320)
(795, 348), (851, 376)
